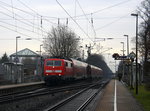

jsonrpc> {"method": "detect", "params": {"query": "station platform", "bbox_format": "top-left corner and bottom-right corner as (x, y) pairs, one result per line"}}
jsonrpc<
(0, 81), (44, 90)
(95, 79), (144, 111)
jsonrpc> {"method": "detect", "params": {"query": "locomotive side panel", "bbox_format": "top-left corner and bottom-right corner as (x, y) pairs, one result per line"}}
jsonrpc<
(63, 60), (74, 79)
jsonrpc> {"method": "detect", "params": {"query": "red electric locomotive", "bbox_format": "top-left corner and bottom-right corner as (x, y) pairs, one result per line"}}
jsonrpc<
(43, 58), (103, 84)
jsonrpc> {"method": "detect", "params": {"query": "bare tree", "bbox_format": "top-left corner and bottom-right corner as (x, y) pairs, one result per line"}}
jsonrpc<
(138, 0), (150, 89)
(138, 0), (150, 63)
(43, 25), (80, 58)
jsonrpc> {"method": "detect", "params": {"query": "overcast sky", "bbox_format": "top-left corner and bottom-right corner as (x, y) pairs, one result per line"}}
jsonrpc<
(0, 0), (143, 71)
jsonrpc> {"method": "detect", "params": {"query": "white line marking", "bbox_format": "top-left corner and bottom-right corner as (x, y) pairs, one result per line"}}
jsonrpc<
(114, 80), (117, 111)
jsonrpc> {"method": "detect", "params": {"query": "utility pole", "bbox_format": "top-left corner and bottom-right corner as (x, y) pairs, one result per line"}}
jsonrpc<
(86, 44), (91, 57)
(16, 36), (21, 83)
(124, 35), (130, 85)
(124, 35), (129, 56)
(121, 42), (125, 80)
(131, 13), (138, 95)
(40, 44), (43, 79)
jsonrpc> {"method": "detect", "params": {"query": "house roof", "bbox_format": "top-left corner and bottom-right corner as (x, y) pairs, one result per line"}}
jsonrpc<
(10, 48), (40, 57)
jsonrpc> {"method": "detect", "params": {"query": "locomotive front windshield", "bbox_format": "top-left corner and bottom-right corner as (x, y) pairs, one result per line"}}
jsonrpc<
(46, 60), (62, 66)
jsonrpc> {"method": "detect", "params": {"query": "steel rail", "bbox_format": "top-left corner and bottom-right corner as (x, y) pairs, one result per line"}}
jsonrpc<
(0, 82), (94, 104)
(76, 80), (109, 111)
(44, 80), (107, 111)
(44, 79), (109, 111)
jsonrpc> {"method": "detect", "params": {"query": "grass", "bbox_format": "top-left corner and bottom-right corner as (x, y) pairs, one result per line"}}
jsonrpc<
(130, 85), (150, 111)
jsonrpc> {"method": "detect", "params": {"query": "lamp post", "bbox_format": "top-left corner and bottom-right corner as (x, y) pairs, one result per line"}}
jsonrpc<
(15, 36), (21, 83)
(40, 44), (43, 79)
(40, 44), (43, 56)
(80, 46), (84, 60)
(124, 35), (130, 85)
(16, 36), (21, 62)
(120, 42), (125, 79)
(131, 13), (138, 94)
(124, 35), (129, 56)
(120, 42), (125, 56)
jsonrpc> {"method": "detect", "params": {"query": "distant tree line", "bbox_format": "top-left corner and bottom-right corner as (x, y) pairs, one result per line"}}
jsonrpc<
(138, 0), (150, 73)
(137, 0), (150, 89)
(137, 0), (150, 90)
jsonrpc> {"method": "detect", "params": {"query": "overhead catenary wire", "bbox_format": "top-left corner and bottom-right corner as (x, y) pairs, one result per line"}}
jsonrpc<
(0, 24), (44, 42)
(76, 0), (97, 43)
(16, 0), (57, 19)
(0, 0), (136, 41)
(0, 3), (49, 34)
(0, 0), (57, 26)
(71, 0), (132, 18)
(10, 0), (14, 19)
(0, 20), (47, 37)
(95, 12), (134, 31)
(55, 0), (94, 42)
(5, 0), (134, 26)
(0, 23), (44, 42)
(43, 0), (132, 19)
(92, 0), (131, 14)
(16, 0), (58, 26)
(0, 5), (47, 41)
(0, 3), (52, 39)
(76, 0), (96, 42)
(91, 13), (97, 40)
(0, 23), (31, 38)
(0, 10), (48, 36)
(75, 0), (90, 23)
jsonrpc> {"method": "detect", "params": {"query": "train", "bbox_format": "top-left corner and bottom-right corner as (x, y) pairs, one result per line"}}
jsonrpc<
(43, 58), (103, 85)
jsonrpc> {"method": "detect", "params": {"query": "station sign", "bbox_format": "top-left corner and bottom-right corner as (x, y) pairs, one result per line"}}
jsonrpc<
(128, 51), (136, 59)
(112, 51), (136, 63)
(119, 56), (127, 58)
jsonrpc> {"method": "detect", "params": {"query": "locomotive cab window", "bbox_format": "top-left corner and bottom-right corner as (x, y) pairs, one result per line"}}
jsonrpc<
(68, 63), (72, 68)
(65, 62), (68, 67)
(54, 61), (62, 66)
(46, 60), (62, 66)
(46, 61), (53, 66)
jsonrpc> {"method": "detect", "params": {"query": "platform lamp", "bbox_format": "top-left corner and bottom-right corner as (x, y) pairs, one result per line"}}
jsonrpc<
(16, 36), (21, 62)
(40, 44), (43, 79)
(120, 42), (125, 78)
(124, 35), (129, 56)
(40, 44), (43, 56)
(131, 13), (138, 95)
(15, 36), (21, 83)
(124, 35), (130, 87)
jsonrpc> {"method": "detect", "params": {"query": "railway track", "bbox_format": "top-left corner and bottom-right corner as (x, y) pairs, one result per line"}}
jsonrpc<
(0, 81), (97, 104)
(44, 79), (109, 111)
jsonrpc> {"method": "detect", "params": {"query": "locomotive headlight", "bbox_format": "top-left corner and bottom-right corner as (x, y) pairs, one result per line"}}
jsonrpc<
(55, 70), (62, 73)
(46, 70), (52, 73)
